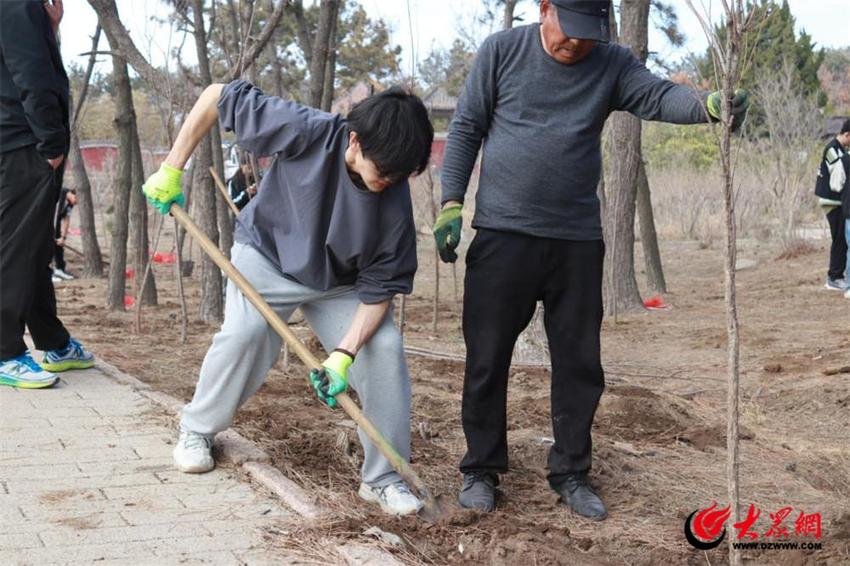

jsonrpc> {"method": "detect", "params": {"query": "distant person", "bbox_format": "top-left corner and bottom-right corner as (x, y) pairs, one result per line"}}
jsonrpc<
(840, 127), (850, 299)
(228, 157), (257, 210)
(143, 80), (433, 516)
(52, 187), (77, 281)
(434, 0), (749, 520)
(815, 118), (850, 291)
(0, 0), (95, 389)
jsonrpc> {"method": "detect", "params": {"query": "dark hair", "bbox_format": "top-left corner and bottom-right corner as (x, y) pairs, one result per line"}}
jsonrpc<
(347, 86), (434, 182)
(841, 119), (850, 135)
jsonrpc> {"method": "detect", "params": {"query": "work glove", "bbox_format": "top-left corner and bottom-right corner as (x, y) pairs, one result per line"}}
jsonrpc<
(432, 203), (463, 263)
(308, 349), (353, 408)
(142, 163), (185, 214)
(706, 88), (750, 132)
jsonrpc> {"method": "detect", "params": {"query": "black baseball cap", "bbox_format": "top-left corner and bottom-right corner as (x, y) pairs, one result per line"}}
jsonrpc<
(550, 0), (611, 43)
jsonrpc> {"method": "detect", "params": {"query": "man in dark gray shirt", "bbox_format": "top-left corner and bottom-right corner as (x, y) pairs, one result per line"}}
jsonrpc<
(433, 0), (748, 519)
(143, 81), (433, 516)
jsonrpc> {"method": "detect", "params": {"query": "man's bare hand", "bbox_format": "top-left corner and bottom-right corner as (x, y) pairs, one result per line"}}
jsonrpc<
(47, 155), (64, 170)
(44, 0), (64, 35)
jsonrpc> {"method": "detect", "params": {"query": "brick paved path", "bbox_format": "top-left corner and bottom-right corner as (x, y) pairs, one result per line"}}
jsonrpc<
(0, 360), (397, 565)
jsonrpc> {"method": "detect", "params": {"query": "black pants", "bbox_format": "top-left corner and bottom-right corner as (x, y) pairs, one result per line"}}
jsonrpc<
(0, 146), (70, 360)
(459, 229), (605, 487)
(826, 207), (847, 281)
(53, 242), (66, 271)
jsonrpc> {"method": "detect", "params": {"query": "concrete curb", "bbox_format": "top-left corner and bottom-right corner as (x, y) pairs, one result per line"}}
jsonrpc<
(337, 543), (404, 566)
(95, 358), (397, 565)
(215, 429), (272, 466)
(243, 462), (325, 519)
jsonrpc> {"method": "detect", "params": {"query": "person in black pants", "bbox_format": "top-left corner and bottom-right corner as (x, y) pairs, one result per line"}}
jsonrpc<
(432, 0), (749, 520)
(814, 118), (850, 290)
(52, 187), (77, 281)
(0, 0), (94, 389)
(227, 157), (257, 211)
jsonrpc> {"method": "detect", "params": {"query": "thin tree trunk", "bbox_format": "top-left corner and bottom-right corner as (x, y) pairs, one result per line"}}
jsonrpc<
(69, 26), (104, 278)
(309, 0), (338, 108)
(320, 2), (339, 112)
(213, 132), (232, 257)
(191, 0), (232, 259)
(173, 217), (189, 343)
(266, 0), (284, 97)
(129, 123), (157, 305)
(176, 159), (195, 263)
(271, 46), (283, 97)
(422, 170), (439, 331)
(106, 56), (133, 310)
(636, 158), (666, 293)
(292, 0), (314, 69)
(682, 3), (755, 564)
(603, 0), (650, 314)
(195, 135), (222, 322)
(69, 128), (104, 277)
(191, 0), (224, 321)
(502, 0), (519, 29)
(720, 47), (743, 566)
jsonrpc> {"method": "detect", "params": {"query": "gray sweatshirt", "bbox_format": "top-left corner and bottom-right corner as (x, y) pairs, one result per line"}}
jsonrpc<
(219, 80), (417, 304)
(441, 24), (710, 240)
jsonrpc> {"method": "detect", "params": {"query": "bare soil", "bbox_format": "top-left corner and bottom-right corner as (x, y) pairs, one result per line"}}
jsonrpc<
(56, 235), (850, 565)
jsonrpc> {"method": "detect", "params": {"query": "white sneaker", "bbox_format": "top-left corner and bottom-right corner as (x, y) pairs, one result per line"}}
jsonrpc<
(358, 481), (423, 516)
(825, 278), (847, 291)
(173, 430), (215, 473)
(53, 269), (75, 280)
(0, 352), (59, 389)
(845, 288), (850, 299)
(52, 276), (62, 284)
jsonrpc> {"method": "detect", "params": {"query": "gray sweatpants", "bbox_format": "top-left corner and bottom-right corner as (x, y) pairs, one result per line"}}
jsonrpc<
(181, 242), (412, 487)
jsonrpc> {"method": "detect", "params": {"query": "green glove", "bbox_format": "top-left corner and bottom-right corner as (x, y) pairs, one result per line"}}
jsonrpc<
(432, 203), (463, 263)
(706, 88), (750, 132)
(308, 350), (353, 408)
(142, 163), (185, 214)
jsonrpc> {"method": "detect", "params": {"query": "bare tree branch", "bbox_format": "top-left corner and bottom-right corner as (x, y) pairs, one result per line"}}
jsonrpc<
(72, 25), (102, 131)
(88, 0), (169, 90)
(228, 0), (287, 80)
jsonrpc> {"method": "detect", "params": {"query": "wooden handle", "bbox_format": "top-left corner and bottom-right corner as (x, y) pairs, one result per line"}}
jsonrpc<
(209, 167), (240, 216)
(168, 204), (433, 500)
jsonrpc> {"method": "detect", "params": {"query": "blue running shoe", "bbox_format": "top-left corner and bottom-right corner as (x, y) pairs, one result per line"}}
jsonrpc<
(0, 352), (59, 389)
(41, 338), (95, 372)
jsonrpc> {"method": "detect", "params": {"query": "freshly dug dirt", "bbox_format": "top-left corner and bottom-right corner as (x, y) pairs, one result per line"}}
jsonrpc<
(59, 236), (850, 564)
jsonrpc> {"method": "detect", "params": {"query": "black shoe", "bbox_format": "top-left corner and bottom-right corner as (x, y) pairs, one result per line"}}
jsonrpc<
(458, 472), (498, 512)
(552, 474), (607, 520)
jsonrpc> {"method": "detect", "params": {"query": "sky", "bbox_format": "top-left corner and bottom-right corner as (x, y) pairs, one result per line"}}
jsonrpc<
(59, 0), (850, 79)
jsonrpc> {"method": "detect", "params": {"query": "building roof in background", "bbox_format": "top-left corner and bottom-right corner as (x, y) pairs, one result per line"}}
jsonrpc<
(422, 87), (458, 112)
